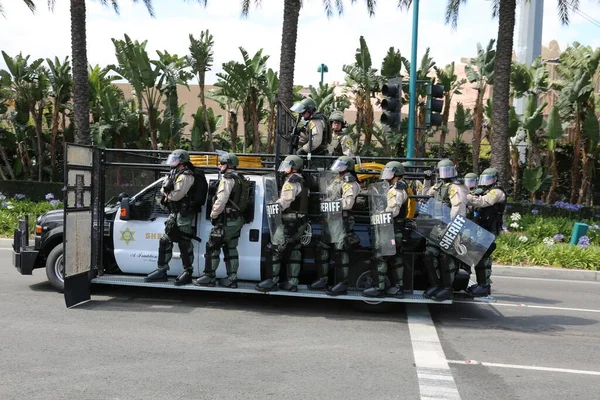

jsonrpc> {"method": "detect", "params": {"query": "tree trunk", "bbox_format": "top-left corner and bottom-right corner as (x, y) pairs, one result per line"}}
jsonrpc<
(0, 144), (15, 180)
(228, 109), (238, 152)
(267, 105), (276, 153)
(149, 106), (159, 150)
(30, 105), (44, 182)
(577, 138), (591, 204)
(364, 90), (374, 146)
(251, 92), (260, 153)
(570, 109), (581, 203)
(199, 75), (214, 152)
(473, 90), (484, 173)
(70, 0), (91, 145)
(438, 94), (452, 157)
(277, 0), (301, 109)
(491, 0), (516, 189)
(546, 145), (559, 204)
(51, 98), (61, 179)
(511, 144), (520, 199)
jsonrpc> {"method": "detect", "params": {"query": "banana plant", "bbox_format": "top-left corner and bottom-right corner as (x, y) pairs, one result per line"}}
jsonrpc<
(262, 68), (279, 153)
(343, 36), (381, 146)
(90, 85), (138, 149)
(464, 40), (495, 173)
(109, 34), (163, 149)
(545, 105), (564, 203)
(434, 62), (466, 156)
(190, 106), (223, 151)
(46, 56), (72, 179)
(307, 82), (351, 118)
(453, 102), (473, 167)
(0, 51), (49, 181)
(579, 107), (600, 204)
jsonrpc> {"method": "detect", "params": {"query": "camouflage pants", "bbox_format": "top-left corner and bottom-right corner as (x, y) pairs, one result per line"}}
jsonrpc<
(204, 215), (244, 281)
(424, 241), (457, 287)
(474, 242), (496, 285)
(317, 217), (355, 285)
(271, 218), (307, 286)
(158, 212), (195, 272)
(372, 228), (404, 291)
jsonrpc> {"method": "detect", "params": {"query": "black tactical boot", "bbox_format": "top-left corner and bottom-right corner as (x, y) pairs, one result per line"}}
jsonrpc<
(362, 287), (386, 298)
(218, 277), (238, 288)
(193, 274), (216, 287)
(255, 279), (278, 292)
(468, 284), (491, 297)
(144, 269), (168, 283)
(174, 270), (193, 286)
(278, 281), (298, 292)
(386, 286), (404, 299)
(308, 278), (327, 291)
(326, 282), (347, 296)
(432, 287), (453, 301)
(423, 285), (443, 299)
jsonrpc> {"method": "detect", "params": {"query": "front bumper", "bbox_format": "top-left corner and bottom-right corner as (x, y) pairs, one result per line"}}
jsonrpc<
(12, 217), (39, 276)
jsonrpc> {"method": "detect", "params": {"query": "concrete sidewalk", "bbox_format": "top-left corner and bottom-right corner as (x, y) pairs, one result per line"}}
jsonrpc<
(2, 237), (599, 282)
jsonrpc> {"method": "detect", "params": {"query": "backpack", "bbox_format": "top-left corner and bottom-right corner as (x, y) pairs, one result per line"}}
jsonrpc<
(311, 113), (332, 148)
(227, 172), (252, 214)
(188, 167), (209, 213)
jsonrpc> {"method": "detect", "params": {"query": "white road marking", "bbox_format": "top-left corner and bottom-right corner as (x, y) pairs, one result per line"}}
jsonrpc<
(493, 275), (600, 284)
(448, 359), (600, 376)
(407, 304), (462, 400)
(454, 300), (600, 314)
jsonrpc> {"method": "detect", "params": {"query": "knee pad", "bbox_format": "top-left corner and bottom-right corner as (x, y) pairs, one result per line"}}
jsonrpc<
(158, 237), (171, 265)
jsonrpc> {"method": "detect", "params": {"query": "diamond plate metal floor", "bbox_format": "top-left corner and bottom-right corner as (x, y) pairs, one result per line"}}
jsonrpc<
(91, 274), (456, 304)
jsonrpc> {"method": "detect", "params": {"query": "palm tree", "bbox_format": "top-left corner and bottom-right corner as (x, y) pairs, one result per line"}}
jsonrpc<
(187, 30), (215, 151)
(0, 0), (36, 16)
(237, 0), (377, 109)
(46, 56), (73, 178)
(434, 62), (466, 157)
(444, 0), (600, 188)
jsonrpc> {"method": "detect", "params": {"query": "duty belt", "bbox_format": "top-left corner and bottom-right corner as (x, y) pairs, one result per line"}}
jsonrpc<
(225, 209), (241, 219)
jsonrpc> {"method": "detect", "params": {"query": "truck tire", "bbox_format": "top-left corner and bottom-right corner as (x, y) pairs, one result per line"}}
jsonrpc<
(45, 244), (64, 293)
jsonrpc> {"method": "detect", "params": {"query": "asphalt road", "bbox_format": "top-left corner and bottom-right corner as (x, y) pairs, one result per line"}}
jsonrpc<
(1, 249), (599, 400)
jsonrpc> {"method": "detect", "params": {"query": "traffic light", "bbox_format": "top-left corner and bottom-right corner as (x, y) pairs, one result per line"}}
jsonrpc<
(380, 77), (402, 129)
(426, 83), (445, 127)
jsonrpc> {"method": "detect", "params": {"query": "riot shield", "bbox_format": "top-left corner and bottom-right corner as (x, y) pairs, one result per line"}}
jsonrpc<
(413, 197), (496, 267)
(263, 174), (285, 246)
(319, 171), (345, 244)
(368, 181), (397, 257)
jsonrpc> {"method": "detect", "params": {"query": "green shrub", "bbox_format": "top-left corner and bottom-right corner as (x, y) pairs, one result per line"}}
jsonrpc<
(0, 194), (62, 237)
(0, 181), (64, 202)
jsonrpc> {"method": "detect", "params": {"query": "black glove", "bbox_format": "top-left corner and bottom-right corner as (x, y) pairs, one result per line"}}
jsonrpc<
(163, 177), (174, 194)
(296, 148), (307, 156)
(211, 217), (219, 226)
(472, 188), (484, 196)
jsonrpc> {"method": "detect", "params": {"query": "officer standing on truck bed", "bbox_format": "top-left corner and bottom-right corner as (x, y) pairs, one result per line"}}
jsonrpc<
(256, 155), (308, 292)
(291, 97), (331, 170)
(194, 153), (248, 289)
(328, 110), (354, 157)
(420, 159), (468, 301)
(467, 168), (506, 297)
(144, 149), (195, 286)
(309, 155), (361, 296)
(363, 161), (409, 299)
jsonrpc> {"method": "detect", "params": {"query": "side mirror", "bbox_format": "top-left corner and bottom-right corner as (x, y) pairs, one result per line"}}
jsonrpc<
(119, 197), (131, 221)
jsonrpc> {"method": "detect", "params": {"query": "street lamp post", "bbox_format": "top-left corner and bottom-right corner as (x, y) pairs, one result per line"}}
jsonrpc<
(317, 63), (329, 85)
(406, 0), (420, 159)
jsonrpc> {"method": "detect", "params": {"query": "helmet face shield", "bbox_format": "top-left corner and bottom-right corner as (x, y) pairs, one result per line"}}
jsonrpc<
(278, 160), (294, 174)
(380, 168), (395, 181)
(438, 165), (456, 179)
(290, 103), (306, 114)
(167, 154), (181, 168)
(479, 174), (496, 186)
(464, 177), (478, 189)
(330, 159), (348, 172)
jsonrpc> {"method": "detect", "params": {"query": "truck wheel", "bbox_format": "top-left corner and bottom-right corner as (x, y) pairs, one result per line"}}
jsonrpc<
(352, 271), (394, 313)
(45, 245), (65, 293)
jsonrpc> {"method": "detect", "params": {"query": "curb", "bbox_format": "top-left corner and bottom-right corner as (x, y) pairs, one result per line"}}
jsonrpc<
(1, 238), (598, 282)
(493, 265), (600, 282)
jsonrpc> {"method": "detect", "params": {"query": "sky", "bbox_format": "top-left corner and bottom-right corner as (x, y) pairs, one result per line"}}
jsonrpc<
(1, 0), (600, 87)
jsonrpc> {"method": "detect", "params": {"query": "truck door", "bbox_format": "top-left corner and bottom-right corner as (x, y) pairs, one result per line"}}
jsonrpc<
(112, 181), (202, 276)
(63, 144), (99, 308)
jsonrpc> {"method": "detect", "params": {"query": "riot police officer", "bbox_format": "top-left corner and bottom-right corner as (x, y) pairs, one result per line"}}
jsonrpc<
(309, 156), (361, 296)
(194, 153), (247, 288)
(421, 159), (468, 301)
(291, 98), (330, 170)
(467, 168), (506, 297)
(464, 172), (479, 192)
(256, 155), (309, 292)
(328, 110), (354, 157)
(363, 161), (409, 299)
(144, 149), (196, 286)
